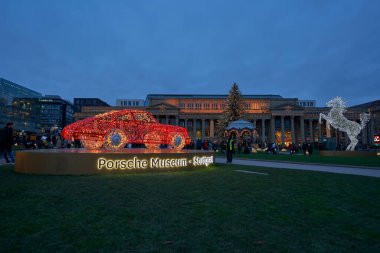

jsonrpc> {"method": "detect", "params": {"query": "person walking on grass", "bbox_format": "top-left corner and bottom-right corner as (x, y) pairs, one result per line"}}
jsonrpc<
(226, 135), (235, 163)
(0, 123), (15, 164)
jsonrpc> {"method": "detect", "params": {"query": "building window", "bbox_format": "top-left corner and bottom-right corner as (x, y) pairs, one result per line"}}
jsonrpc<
(195, 103), (201, 110)
(187, 103), (193, 109)
(212, 103), (218, 110)
(220, 104), (226, 110)
(203, 104), (210, 109)
(244, 103), (250, 110)
(179, 103), (185, 109)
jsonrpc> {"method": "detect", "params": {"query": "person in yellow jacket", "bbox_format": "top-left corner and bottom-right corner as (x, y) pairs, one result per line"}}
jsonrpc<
(226, 135), (234, 163)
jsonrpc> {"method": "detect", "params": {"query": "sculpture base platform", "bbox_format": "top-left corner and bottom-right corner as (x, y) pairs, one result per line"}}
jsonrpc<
(15, 149), (215, 175)
(320, 150), (378, 157)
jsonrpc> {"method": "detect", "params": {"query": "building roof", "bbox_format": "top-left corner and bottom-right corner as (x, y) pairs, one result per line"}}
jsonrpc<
(350, 100), (380, 109)
(227, 120), (255, 130)
(146, 94), (283, 99)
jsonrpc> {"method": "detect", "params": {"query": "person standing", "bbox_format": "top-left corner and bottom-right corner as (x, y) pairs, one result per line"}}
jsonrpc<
(226, 135), (235, 163)
(307, 143), (313, 156)
(0, 123), (15, 164)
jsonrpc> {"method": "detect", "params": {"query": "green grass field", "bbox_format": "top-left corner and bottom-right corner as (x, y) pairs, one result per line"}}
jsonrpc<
(218, 151), (380, 168)
(0, 164), (379, 252)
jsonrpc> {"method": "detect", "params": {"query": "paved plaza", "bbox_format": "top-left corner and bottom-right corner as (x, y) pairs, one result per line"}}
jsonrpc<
(215, 157), (380, 178)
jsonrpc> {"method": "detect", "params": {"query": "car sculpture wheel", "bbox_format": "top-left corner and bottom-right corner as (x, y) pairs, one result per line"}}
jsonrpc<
(169, 133), (186, 150)
(104, 129), (128, 150)
(61, 109), (191, 150)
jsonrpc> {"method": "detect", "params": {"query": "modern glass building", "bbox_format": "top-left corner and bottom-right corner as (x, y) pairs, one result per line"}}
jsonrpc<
(0, 78), (43, 131)
(12, 96), (74, 134)
(0, 78), (42, 105)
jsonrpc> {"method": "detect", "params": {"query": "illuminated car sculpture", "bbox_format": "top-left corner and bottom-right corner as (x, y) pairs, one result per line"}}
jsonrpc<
(62, 109), (190, 150)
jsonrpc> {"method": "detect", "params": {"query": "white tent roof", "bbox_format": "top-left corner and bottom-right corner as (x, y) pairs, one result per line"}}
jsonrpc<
(227, 120), (255, 130)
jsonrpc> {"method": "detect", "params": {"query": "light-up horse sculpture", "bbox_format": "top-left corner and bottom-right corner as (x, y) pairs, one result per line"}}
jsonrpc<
(319, 97), (370, 151)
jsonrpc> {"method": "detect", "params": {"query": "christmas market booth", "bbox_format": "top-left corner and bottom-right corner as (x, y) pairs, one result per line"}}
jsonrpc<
(225, 120), (258, 143)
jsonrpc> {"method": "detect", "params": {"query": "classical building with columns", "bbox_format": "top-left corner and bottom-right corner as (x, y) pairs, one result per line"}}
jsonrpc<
(74, 94), (378, 147)
(144, 94), (374, 147)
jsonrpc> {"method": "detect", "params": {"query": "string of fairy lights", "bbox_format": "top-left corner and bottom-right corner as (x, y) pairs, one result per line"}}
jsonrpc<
(62, 109), (188, 150)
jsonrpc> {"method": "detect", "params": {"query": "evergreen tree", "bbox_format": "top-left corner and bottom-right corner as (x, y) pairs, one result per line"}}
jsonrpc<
(216, 83), (247, 138)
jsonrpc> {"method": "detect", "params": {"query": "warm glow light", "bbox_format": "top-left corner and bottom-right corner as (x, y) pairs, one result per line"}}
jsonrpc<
(319, 97), (370, 151)
(62, 109), (190, 150)
(96, 155), (214, 170)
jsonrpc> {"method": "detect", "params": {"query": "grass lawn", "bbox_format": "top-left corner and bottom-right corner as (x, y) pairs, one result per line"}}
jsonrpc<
(217, 151), (380, 168)
(0, 164), (379, 252)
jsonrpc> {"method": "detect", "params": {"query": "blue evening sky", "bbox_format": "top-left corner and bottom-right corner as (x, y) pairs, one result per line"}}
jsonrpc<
(0, 0), (379, 106)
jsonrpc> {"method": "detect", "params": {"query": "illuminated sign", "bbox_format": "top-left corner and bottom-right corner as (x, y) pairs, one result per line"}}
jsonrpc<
(15, 149), (215, 175)
(97, 155), (214, 170)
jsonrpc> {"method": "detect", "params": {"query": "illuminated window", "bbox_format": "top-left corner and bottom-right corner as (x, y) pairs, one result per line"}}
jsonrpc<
(244, 103), (250, 109)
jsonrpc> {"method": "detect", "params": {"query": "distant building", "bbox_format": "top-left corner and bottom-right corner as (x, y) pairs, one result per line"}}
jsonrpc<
(297, 100), (316, 107)
(116, 99), (145, 107)
(0, 78), (42, 105)
(74, 106), (128, 121)
(0, 78), (43, 131)
(73, 98), (110, 113)
(13, 96), (74, 134)
(350, 100), (380, 139)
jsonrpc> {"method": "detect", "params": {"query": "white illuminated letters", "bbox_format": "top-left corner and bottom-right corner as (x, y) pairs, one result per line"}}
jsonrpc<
(193, 156), (213, 167)
(97, 155), (214, 170)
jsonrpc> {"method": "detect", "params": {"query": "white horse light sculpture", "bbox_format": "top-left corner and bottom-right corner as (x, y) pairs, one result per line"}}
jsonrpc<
(319, 97), (370, 151)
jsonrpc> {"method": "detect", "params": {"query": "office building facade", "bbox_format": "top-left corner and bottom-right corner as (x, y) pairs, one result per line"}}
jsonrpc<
(116, 99), (144, 107)
(0, 78), (42, 105)
(74, 98), (110, 113)
(13, 96), (74, 134)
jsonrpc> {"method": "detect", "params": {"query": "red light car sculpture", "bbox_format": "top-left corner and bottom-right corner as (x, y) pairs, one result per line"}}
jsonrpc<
(62, 109), (190, 150)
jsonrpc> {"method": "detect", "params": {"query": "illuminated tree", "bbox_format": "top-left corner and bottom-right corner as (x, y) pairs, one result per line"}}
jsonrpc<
(216, 83), (247, 138)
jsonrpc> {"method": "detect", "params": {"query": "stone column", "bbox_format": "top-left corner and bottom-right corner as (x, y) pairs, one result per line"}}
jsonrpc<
(326, 122), (331, 138)
(370, 119), (375, 145)
(210, 119), (215, 138)
(361, 124), (367, 146)
(270, 117), (275, 143)
(309, 119), (313, 142)
(281, 116), (285, 145)
(318, 122), (322, 141)
(201, 119), (205, 140)
(261, 119), (266, 143)
(193, 119), (197, 141)
(291, 116), (295, 144)
(300, 117), (305, 143)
